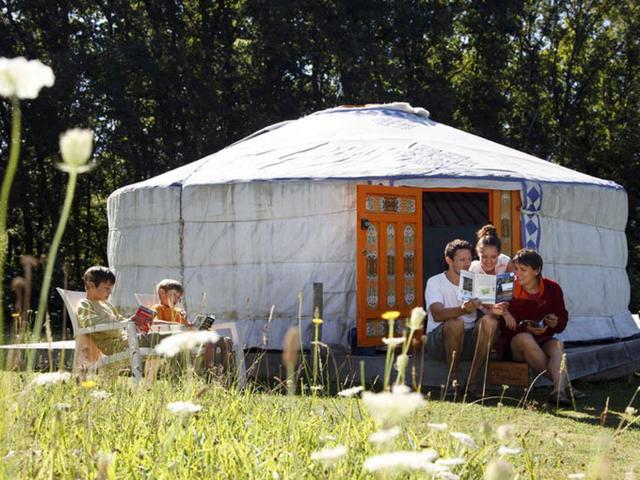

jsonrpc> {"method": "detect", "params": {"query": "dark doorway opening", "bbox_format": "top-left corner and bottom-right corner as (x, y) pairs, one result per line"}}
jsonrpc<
(422, 191), (490, 287)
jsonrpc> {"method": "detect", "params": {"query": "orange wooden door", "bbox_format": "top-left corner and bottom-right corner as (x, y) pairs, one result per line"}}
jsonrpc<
(356, 185), (423, 347)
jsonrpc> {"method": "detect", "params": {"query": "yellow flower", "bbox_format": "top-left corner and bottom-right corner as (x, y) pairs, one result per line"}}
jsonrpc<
(81, 380), (97, 389)
(312, 317), (323, 325)
(381, 311), (401, 321)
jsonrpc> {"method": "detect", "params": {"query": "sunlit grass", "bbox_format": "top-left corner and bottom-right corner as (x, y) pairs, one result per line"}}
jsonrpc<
(0, 372), (638, 479)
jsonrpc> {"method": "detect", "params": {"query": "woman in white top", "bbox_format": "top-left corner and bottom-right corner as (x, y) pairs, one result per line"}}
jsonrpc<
(469, 224), (514, 275)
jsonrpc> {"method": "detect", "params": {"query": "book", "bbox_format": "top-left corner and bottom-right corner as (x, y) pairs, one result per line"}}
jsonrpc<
(458, 271), (515, 304)
(191, 314), (216, 331)
(132, 305), (156, 333)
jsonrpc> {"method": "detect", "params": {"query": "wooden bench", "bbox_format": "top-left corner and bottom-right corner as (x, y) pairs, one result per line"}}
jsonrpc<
(486, 361), (530, 387)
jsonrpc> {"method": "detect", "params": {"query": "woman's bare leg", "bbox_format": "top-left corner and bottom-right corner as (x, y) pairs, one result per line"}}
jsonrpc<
(510, 333), (549, 378)
(542, 339), (566, 393)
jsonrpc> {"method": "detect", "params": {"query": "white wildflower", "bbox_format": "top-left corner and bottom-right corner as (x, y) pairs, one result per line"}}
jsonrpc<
(166, 401), (202, 415)
(496, 424), (516, 442)
(338, 386), (363, 397)
(310, 385), (323, 392)
(436, 472), (461, 480)
(450, 432), (478, 449)
(428, 422), (449, 431)
(395, 353), (408, 372)
(498, 446), (523, 456)
(369, 426), (401, 444)
(155, 331), (220, 357)
(310, 445), (348, 465)
(96, 451), (115, 476)
(567, 474), (586, 479)
(392, 384), (411, 394)
(625, 406), (637, 416)
(363, 450), (439, 472)
(362, 389), (426, 427)
(436, 457), (465, 467)
(382, 337), (404, 347)
(409, 307), (426, 331)
(54, 402), (71, 411)
(59, 128), (93, 169)
(90, 390), (111, 400)
(485, 458), (514, 480)
(31, 371), (71, 387)
(0, 57), (54, 99)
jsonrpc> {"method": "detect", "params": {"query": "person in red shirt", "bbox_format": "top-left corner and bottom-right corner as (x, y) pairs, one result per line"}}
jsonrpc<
(498, 249), (576, 405)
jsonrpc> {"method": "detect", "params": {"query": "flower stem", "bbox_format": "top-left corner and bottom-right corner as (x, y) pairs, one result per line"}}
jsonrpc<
(382, 319), (395, 391)
(27, 169), (78, 370)
(0, 97), (21, 356)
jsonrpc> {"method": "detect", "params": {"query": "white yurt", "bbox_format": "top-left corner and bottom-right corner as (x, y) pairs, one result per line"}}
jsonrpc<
(107, 103), (639, 356)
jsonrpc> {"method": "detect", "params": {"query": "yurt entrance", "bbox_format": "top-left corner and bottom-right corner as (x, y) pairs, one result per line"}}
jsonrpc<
(356, 185), (521, 347)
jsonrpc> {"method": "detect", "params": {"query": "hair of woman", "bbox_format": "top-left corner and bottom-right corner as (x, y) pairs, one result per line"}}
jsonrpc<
(476, 224), (501, 253)
(512, 248), (543, 278)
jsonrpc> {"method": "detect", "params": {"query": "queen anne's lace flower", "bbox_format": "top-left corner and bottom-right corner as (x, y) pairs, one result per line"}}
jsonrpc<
(484, 458), (514, 480)
(427, 422), (449, 431)
(337, 386), (363, 397)
(166, 401), (202, 415)
(31, 372), (71, 387)
(310, 445), (348, 464)
(382, 337), (404, 347)
(155, 331), (220, 357)
(450, 432), (478, 449)
(496, 424), (516, 442)
(498, 446), (523, 456)
(436, 457), (465, 467)
(362, 388), (426, 427)
(369, 426), (401, 444)
(90, 390), (111, 400)
(0, 57), (54, 99)
(363, 450), (441, 472)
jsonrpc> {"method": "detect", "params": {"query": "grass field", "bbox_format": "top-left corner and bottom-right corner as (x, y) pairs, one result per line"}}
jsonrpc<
(0, 369), (638, 479)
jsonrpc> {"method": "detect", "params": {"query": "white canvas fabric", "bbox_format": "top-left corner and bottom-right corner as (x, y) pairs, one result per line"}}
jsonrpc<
(107, 103), (636, 349)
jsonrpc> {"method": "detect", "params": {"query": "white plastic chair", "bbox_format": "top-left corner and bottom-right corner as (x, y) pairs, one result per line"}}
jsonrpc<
(57, 288), (154, 381)
(134, 293), (159, 309)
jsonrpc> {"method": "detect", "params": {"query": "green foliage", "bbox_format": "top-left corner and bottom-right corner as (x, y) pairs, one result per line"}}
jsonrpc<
(1, 0), (639, 328)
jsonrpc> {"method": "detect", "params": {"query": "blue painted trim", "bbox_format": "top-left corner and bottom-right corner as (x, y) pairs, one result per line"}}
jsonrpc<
(240, 174), (624, 191)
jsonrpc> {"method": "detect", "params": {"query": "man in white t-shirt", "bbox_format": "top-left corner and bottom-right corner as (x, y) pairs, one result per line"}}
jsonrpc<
(425, 239), (505, 397)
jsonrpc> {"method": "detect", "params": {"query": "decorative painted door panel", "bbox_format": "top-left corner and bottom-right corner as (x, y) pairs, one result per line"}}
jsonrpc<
(356, 185), (423, 347)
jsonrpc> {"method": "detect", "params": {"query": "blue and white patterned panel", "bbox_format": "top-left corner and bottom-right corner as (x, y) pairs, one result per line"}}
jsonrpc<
(520, 181), (542, 250)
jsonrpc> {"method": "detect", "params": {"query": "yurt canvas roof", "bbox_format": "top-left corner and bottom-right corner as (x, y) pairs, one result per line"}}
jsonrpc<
(114, 103), (621, 191)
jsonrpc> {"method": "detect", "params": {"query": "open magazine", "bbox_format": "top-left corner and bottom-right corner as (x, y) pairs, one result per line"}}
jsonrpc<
(458, 271), (515, 304)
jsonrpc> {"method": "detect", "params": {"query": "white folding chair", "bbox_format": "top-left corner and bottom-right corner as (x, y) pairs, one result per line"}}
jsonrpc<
(210, 321), (246, 387)
(57, 288), (154, 381)
(134, 293), (159, 309)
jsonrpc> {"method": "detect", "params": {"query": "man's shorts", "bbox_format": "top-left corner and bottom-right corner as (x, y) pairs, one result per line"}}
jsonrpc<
(426, 323), (477, 361)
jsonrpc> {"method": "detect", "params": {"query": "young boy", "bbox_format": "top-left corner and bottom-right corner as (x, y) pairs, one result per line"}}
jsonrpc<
(153, 279), (188, 325)
(76, 266), (129, 355)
